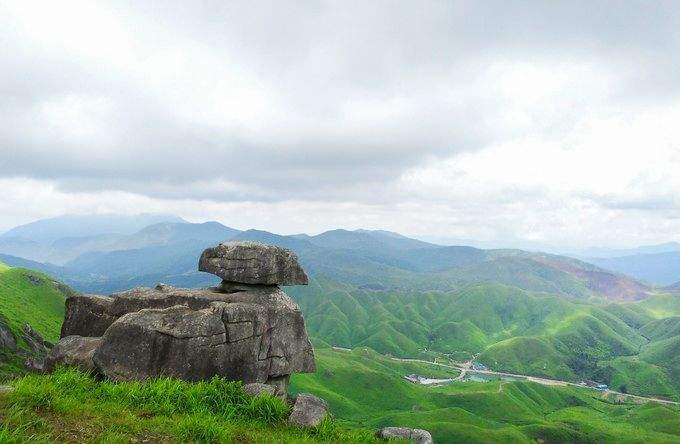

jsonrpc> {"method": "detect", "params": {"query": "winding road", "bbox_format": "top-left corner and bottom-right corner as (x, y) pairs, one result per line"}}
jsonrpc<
(388, 356), (680, 406)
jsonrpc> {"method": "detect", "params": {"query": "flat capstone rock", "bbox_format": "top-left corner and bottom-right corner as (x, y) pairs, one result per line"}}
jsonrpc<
(198, 241), (308, 286)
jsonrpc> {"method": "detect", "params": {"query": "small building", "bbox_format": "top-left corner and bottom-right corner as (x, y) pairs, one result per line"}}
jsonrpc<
(471, 362), (488, 371)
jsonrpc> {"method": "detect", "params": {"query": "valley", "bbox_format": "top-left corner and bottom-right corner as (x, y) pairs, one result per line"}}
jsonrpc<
(290, 347), (680, 443)
(1, 216), (680, 442)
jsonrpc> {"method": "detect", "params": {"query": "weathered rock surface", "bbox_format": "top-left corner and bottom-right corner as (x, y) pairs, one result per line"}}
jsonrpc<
(22, 323), (47, 354)
(199, 241), (308, 285)
(243, 382), (276, 397)
(377, 427), (433, 444)
(61, 294), (116, 337)
(58, 285), (314, 386)
(288, 393), (329, 427)
(1, 321), (50, 373)
(0, 320), (16, 351)
(45, 335), (101, 373)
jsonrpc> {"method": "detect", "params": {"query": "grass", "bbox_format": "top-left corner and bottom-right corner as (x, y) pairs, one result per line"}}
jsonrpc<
(0, 265), (72, 343)
(0, 367), (383, 443)
(291, 347), (680, 443)
(291, 281), (680, 400)
(479, 336), (575, 380)
(0, 263), (75, 380)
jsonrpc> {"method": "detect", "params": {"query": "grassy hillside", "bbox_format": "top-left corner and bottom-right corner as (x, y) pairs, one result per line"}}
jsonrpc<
(291, 348), (680, 443)
(290, 280), (680, 400)
(0, 367), (379, 443)
(0, 262), (74, 380)
(0, 263), (72, 343)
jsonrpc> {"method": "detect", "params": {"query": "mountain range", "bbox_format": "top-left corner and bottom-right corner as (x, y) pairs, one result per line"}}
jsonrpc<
(587, 252), (680, 287)
(0, 216), (656, 302)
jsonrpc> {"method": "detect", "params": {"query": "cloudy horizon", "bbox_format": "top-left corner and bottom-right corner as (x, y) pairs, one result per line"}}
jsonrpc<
(2, 1), (680, 248)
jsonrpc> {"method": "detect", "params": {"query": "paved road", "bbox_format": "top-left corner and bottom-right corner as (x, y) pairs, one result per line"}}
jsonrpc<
(389, 356), (680, 406)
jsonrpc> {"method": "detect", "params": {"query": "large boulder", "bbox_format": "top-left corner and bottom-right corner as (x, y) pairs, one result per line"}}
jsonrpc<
(198, 241), (308, 285)
(288, 393), (329, 427)
(61, 294), (116, 338)
(90, 285), (314, 384)
(377, 427), (433, 444)
(45, 336), (101, 373)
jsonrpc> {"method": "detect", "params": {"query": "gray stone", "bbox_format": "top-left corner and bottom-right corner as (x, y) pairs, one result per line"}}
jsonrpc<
(265, 374), (290, 398)
(288, 393), (329, 427)
(45, 336), (102, 373)
(377, 427), (433, 444)
(91, 286), (315, 383)
(243, 382), (275, 397)
(93, 304), (229, 381)
(0, 320), (16, 351)
(21, 324), (47, 354)
(61, 294), (116, 338)
(24, 356), (45, 373)
(198, 241), (308, 285)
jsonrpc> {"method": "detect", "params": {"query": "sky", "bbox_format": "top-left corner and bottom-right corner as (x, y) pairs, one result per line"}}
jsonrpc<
(1, 0), (680, 248)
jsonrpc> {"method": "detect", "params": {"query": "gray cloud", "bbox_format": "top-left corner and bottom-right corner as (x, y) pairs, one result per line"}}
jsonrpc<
(2, 1), (680, 248)
(2, 0), (680, 203)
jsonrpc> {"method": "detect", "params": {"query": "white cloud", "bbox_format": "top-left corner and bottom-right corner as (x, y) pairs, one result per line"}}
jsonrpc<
(1, 1), (680, 247)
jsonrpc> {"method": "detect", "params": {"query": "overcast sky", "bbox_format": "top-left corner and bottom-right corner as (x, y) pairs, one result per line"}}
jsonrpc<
(2, 1), (680, 248)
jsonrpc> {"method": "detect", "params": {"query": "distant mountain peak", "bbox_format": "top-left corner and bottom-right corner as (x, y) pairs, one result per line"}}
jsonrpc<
(1, 213), (187, 243)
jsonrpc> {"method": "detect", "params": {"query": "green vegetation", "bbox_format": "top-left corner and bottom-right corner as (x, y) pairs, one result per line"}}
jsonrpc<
(291, 348), (680, 443)
(2, 254), (680, 442)
(291, 280), (680, 400)
(0, 367), (380, 443)
(0, 263), (75, 380)
(0, 263), (72, 343)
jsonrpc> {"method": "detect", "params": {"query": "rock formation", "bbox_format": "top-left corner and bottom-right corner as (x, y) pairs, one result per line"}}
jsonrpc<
(199, 241), (308, 285)
(0, 318), (50, 373)
(377, 427), (433, 444)
(288, 393), (329, 427)
(48, 241), (315, 396)
(45, 336), (101, 374)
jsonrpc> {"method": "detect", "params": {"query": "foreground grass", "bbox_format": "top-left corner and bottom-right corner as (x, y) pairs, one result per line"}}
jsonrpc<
(0, 368), (382, 443)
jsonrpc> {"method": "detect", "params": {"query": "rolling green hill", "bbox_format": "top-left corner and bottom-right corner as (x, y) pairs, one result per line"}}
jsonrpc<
(1, 259), (679, 442)
(0, 262), (74, 379)
(291, 348), (680, 443)
(0, 263), (72, 342)
(290, 280), (680, 400)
